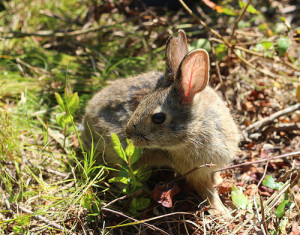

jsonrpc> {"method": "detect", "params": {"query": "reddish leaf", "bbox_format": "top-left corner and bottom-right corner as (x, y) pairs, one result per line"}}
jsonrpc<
(152, 183), (180, 208)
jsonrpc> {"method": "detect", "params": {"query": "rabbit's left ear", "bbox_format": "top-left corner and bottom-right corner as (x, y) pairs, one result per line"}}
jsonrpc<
(176, 49), (210, 103)
(165, 29), (188, 80)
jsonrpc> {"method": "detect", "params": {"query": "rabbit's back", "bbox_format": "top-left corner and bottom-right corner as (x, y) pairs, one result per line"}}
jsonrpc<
(82, 71), (162, 163)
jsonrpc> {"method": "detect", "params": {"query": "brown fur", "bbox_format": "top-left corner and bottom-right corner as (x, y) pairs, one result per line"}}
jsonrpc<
(82, 30), (240, 215)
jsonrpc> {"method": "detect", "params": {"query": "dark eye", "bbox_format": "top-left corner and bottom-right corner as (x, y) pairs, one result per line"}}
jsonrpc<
(151, 113), (166, 124)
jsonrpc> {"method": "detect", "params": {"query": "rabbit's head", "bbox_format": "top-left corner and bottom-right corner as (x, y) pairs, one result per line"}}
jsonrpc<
(125, 30), (210, 149)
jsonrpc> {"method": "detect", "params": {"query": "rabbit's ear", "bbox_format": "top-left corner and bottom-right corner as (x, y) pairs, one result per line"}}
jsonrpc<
(165, 29), (188, 80)
(177, 49), (210, 103)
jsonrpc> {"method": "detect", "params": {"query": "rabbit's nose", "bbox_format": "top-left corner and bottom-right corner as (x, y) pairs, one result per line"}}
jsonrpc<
(125, 123), (137, 139)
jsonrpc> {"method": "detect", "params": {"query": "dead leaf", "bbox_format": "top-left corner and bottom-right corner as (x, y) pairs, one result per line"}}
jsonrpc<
(152, 183), (180, 208)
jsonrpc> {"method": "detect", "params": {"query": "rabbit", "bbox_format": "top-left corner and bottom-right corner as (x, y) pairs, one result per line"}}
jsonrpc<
(82, 29), (240, 215)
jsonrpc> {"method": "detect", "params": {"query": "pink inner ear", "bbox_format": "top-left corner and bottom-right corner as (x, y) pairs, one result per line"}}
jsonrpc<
(180, 50), (209, 103)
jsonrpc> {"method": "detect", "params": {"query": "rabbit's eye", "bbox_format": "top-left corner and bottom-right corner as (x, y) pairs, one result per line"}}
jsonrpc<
(151, 113), (166, 124)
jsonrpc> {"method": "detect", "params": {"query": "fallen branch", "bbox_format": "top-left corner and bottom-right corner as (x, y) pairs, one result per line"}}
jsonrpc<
(229, 0), (253, 42)
(243, 103), (300, 136)
(214, 151), (300, 172)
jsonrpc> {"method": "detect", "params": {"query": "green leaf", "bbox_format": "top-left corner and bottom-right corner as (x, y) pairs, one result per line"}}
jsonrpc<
(261, 41), (274, 50)
(125, 140), (135, 158)
(56, 113), (73, 128)
(16, 215), (31, 226)
(137, 197), (150, 210)
(189, 39), (211, 52)
(108, 176), (128, 185)
(215, 44), (227, 61)
(125, 140), (143, 166)
(130, 197), (150, 213)
(59, 114), (73, 128)
(279, 16), (286, 22)
(231, 185), (250, 209)
(56, 113), (64, 128)
(13, 226), (24, 234)
(275, 37), (290, 57)
(238, 0), (260, 14)
(67, 125), (75, 135)
(136, 167), (152, 182)
(275, 198), (290, 218)
(262, 175), (284, 190)
(221, 7), (238, 16)
(130, 197), (138, 214)
(119, 165), (129, 178)
(258, 23), (268, 31)
(55, 92), (65, 110)
(111, 133), (127, 163)
(238, 20), (250, 28)
(253, 44), (265, 52)
(67, 92), (79, 114)
(130, 147), (143, 166)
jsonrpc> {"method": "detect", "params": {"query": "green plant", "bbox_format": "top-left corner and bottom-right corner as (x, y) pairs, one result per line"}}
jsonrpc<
(262, 175), (294, 218)
(55, 83), (79, 145)
(109, 133), (151, 213)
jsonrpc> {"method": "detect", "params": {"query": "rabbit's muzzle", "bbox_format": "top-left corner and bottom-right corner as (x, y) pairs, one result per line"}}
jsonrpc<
(125, 124), (149, 147)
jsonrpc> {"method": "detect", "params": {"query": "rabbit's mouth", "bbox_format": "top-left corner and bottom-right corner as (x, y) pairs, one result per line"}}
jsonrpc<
(130, 135), (149, 147)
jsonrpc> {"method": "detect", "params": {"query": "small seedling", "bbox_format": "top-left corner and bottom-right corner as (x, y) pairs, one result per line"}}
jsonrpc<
(109, 133), (151, 213)
(55, 83), (79, 146)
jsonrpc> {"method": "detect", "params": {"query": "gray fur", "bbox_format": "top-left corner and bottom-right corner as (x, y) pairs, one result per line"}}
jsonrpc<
(82, 30), (240, 215)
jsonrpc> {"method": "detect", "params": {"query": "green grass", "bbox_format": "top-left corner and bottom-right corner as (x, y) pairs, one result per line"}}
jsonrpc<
(0, 0), (166, 232)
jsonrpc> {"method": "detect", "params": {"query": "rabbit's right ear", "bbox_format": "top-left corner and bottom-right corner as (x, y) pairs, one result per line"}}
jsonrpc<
(176, 49), (210, 104)
(165, 29), (188, 80)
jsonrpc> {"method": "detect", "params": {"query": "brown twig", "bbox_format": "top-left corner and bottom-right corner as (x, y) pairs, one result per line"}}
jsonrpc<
(243, 103), (300, 135)
(233, 50), (278, 78)
(260, 195), (268, 234)
(170, 163), (216, 184)
(210, 37), (300, 72)
(234, 45), (300, 72)
(252, 157), (269, 235)
(230, 0), (253, 42)
(253, 195), (267, 235)
(252, 156), (270, 197)
(214, 151), (300, 172)
(178, 0), (231, 48)
(211, 45), (231, 106)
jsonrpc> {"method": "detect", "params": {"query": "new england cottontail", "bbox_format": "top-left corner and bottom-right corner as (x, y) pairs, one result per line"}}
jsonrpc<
(82, 30), (240, 214)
